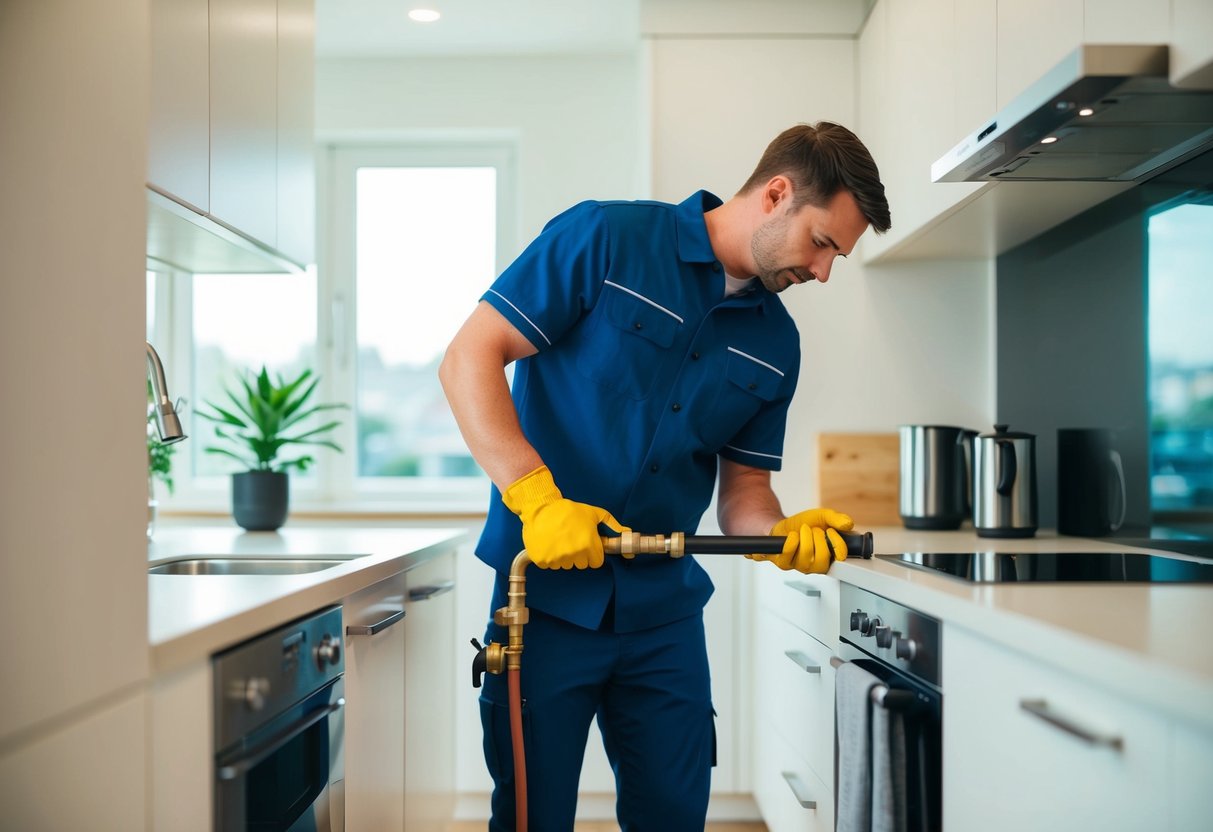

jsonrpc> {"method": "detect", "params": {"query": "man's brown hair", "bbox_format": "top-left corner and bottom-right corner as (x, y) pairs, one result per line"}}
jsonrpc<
(740, 122), (891, 233)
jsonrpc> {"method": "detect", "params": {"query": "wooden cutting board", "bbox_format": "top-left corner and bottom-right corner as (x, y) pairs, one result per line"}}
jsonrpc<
(816, 432), (901, 526)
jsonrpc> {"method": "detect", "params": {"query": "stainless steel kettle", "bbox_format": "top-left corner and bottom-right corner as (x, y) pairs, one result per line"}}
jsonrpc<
(974, 424), (1038, 538)
(899, 425), (978, 530)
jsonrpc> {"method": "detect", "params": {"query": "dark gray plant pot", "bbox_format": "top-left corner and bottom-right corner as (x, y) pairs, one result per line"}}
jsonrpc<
(232, 471), (289, 531)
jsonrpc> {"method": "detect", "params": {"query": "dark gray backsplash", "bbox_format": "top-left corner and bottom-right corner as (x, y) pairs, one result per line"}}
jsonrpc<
(996, 150), (1213, 532)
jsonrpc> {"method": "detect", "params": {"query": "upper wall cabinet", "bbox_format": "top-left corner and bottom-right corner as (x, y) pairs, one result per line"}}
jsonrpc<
(147, 0), (315, 274)
(859, 0), (1201, 265)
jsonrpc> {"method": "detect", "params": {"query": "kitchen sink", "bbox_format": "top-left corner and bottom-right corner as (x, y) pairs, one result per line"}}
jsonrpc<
(148, 557), (352, 576)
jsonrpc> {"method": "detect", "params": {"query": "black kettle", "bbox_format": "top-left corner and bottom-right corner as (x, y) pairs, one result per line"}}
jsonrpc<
(974, 424), (1038, 538)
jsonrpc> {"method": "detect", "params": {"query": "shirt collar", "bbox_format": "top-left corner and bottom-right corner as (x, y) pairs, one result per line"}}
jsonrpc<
(675, 190), (723, 264)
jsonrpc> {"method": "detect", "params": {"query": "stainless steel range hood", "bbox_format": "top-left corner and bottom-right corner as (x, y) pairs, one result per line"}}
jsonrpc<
(932, 44), (1213, 183)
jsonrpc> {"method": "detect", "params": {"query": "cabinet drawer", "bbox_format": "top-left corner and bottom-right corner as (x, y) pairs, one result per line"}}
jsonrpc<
(753, 713), (834, 832)
(754, 567), (838, 646)
(943, 624), (1170, 831)
(756, 609), (836, 784)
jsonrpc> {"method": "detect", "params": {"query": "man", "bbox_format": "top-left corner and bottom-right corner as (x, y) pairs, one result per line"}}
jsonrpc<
(439, 122), (891, 830)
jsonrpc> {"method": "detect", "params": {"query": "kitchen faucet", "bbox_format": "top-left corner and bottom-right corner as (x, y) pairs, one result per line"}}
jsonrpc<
(146, 341), (187, 444)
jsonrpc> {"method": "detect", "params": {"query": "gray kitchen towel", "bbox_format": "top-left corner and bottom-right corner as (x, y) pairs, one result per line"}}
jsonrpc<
(835, 661), (881, 832)
(871, 698), (908, 832)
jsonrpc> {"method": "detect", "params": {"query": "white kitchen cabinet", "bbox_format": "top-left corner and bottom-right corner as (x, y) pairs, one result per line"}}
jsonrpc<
(1170, 724), (1213, 832)
(150, 660), (212, 832)
(750, 568), (839, 831)
(943, 624), (1170, 831)
(344, 571), (408, 831)
(996, 0), (1084, 110)
(0, 690), (147, 831)
(147, 0), (316, 272)
(148, 0), (209, 212)
(403, 551), (458, 831)
(1170, 0), (1213, 89)
(210, 0), (278, 249)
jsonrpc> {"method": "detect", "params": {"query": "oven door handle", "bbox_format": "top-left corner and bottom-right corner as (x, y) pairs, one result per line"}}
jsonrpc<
(217, 698), (345, 781)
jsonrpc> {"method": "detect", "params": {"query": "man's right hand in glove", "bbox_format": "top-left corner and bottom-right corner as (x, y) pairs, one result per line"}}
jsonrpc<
(501, 465), (627, 570)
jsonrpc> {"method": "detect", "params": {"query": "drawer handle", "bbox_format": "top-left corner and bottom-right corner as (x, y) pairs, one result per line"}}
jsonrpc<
(784, 580), (821, 598)
(346, 609), (405, 636)
(784, 650), (822, 674)
(408, 580), (455, 602)
(780, 771), (817, 810)
(1019, 699), (1124, 751)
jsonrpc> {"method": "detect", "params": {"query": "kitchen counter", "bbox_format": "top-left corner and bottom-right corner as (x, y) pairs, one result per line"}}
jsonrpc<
(832, 527), (1213, 730)
(148, 524), (467, 673)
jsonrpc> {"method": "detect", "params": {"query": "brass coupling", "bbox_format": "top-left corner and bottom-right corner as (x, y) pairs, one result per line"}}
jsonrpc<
(602, 531), (685, 558)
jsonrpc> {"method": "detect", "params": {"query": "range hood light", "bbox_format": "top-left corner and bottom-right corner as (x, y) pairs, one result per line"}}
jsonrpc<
(1040, 136), (1059, 144)
(1078, 107), (1095, 117)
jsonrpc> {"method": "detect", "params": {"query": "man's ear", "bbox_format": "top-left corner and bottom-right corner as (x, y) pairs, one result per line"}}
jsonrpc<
(762, 176), (792, 214)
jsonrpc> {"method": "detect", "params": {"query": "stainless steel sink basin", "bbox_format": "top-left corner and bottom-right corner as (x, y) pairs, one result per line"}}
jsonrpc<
(148, 557), (351, 576)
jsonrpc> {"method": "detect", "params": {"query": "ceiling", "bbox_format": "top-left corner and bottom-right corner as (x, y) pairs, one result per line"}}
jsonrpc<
(315, 0), (642, 58)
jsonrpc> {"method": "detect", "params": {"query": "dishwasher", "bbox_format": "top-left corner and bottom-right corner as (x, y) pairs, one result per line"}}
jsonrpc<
(213, 605), (346, 831)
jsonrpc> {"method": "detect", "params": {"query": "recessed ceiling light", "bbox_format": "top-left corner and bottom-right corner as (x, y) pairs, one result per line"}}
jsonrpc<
(1040, 136), (1059, 144)
(408, 8), (440, 23)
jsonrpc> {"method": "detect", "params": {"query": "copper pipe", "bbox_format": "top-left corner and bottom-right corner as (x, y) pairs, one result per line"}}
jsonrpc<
(508, 668), (528, 831)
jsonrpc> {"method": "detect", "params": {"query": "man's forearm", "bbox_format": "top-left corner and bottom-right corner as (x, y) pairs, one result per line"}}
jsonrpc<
(716, 459), (785, 536)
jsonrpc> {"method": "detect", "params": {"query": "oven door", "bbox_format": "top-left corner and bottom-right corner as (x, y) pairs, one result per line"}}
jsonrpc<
(836, 641), (942, 832)
(215, 677), (345, 832)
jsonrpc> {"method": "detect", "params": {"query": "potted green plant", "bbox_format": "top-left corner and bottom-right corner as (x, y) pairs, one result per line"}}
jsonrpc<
(198, 366), (347, 531)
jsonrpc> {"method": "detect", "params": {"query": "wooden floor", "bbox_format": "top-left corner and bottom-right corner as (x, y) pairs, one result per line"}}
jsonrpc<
(448, 824), (766, 831)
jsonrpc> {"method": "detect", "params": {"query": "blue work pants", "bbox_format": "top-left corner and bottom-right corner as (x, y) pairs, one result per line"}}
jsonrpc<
(479, 607), (715, 831)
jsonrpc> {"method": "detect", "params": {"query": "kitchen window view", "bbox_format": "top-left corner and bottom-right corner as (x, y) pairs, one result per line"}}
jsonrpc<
(1147, 199), (1213, 514)
(149, 144), (512, 507)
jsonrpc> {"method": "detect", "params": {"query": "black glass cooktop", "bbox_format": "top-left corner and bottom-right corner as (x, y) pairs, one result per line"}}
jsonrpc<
(876, 552), (1213, 584)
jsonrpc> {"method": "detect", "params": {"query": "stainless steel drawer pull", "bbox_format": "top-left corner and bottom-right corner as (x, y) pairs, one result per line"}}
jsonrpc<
(408, 580), (455, 602)
(346, 609), (405, 636)
(784, 580), (821, 598)
(780, 771), (817, 810)
(1019, 698), (1124, 751)
(784, 650), (822, 674)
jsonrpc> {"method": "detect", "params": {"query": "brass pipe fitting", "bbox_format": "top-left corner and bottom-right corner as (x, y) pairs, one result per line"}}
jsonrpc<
(492, 551), (532, 671)
(602, 532), (685, 558)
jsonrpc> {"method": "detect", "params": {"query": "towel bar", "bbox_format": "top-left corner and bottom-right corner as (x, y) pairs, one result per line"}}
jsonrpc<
(830, 655), (918, 711)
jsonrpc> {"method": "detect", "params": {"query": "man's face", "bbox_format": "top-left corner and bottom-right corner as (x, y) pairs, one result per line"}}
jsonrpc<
(751, 188), (870, 293)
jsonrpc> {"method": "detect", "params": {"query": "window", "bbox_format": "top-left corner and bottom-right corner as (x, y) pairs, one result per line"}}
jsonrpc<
(151, 142), (516, 511)
(1147, 199), (1213, 514)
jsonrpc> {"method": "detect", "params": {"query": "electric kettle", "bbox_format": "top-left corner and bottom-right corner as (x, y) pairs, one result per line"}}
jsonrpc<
(974, 423), (1038, 538)
(899, 425), (978, 530)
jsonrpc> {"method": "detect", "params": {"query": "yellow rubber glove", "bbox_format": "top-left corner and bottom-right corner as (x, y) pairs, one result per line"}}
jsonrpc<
(501, 465), (627, 570)
(748, 508), (854, 574)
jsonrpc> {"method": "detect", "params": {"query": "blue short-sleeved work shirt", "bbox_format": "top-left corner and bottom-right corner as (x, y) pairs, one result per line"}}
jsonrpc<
(477, 191), (802, 632)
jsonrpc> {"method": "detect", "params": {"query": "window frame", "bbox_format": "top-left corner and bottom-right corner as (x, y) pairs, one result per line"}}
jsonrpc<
(152, 139), (518, 514)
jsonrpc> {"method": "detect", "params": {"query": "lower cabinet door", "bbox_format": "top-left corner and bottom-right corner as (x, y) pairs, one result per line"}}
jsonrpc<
(754, 713), (834, 832)
(943, 624), (1170, 832)
(344, 573), (408, 832)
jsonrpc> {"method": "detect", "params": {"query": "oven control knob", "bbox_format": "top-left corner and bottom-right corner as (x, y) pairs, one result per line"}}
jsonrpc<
(849, 610), (869, 633)
(861, 615), (882, 637)
(315, 635), (342, 669)
(230, 677), (271, 712)
(875, 626), (895, 648)
(895, 636), (918, 661)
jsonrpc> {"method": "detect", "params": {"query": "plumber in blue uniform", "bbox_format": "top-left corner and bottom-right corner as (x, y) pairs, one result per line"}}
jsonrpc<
(440, 122), (891, 831)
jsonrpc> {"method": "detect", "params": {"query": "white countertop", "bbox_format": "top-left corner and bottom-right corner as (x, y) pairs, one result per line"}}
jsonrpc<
(832, 527), (1213, 730)
(148, 524), (467, 673)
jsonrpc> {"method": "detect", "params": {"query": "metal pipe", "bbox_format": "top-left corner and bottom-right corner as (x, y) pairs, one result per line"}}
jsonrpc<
(603, 530), (874, 559)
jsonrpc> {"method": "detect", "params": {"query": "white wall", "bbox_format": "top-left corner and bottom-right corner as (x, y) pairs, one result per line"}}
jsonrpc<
(315, 53), (644, 254)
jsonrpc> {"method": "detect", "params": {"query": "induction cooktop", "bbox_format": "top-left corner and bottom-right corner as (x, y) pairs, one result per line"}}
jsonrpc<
(876, 551), (1213, 584)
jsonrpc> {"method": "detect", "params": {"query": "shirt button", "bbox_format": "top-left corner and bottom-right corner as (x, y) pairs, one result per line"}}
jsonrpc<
(650, 464), (660, 473)
(712, 262), (722, 272)
(672, 403), (682, 412)
(691, 352), (700, 360)
(748, 383), (758, 391)
(633, 322), (644, 330)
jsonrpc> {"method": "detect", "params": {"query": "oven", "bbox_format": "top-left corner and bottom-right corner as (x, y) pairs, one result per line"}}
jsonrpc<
(837, 584), (942, 832)
(213, 606), (346, 831)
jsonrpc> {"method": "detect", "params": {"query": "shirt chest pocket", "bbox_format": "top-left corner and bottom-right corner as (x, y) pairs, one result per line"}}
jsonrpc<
(576, 286), (681, 400)
(697, 348), (785, 450)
